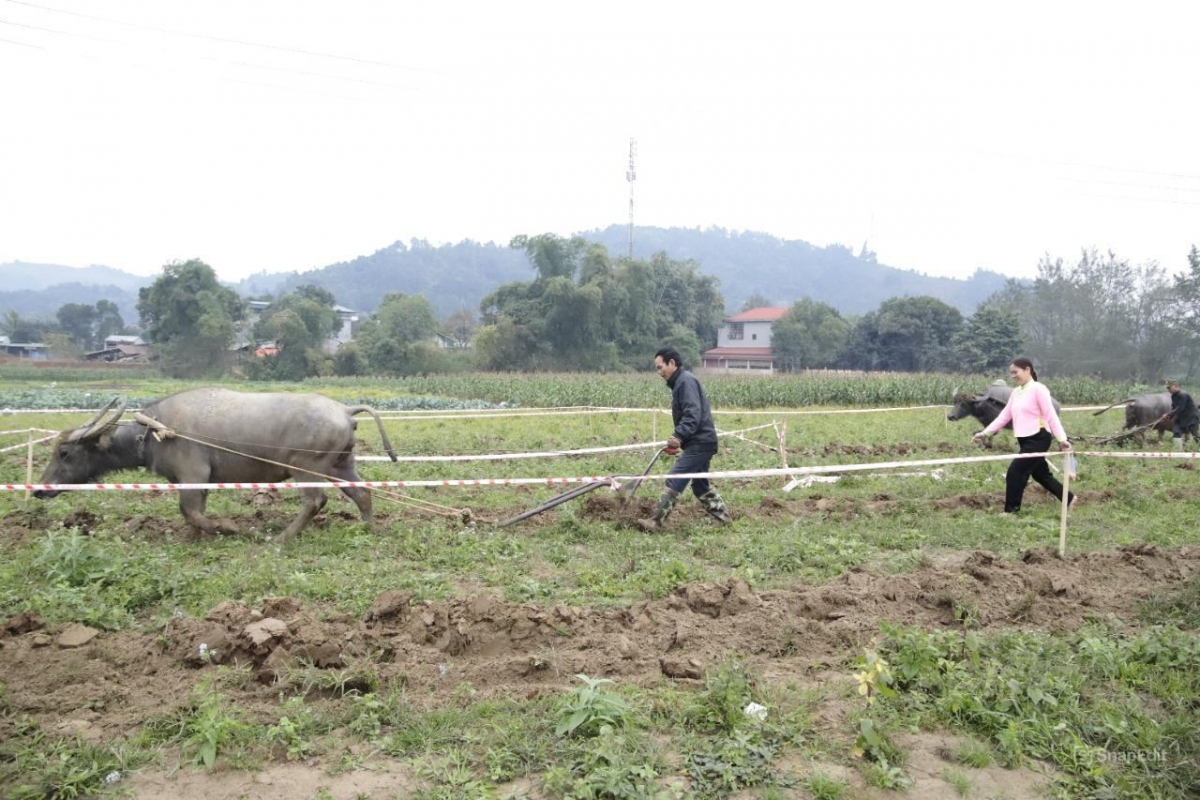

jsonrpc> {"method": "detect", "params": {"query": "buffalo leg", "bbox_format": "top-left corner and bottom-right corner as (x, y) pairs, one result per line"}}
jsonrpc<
(278, 487), (328, 542)
(330, 464), (373, 523)
(179, 489), (238, 536)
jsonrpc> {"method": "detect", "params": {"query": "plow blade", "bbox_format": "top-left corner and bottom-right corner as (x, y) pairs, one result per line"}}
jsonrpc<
(496, 480), (611, 527)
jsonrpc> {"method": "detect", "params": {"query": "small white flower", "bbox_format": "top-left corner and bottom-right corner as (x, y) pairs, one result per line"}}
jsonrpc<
(437, 664), (448, 678)
(104, 771), (121, 785)
(743, 702), (768, 722)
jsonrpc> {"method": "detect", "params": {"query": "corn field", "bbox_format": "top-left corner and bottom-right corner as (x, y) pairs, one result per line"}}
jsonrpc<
(308, 372), (1141, 410)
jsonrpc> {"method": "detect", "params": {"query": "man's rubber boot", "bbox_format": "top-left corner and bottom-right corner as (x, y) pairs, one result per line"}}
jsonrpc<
(699, 489), (733, 525)
(637, 488), (678, 532)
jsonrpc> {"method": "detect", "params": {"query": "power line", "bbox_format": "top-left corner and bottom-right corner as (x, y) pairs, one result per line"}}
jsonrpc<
(0, 33), (41, 47)
(0, 14), (416, 99)
(2, 0), (436, 73)
(0, 16), (126, 45)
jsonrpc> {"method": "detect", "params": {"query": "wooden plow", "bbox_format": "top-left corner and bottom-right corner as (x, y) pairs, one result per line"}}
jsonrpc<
(1078, 414), (1171, 447)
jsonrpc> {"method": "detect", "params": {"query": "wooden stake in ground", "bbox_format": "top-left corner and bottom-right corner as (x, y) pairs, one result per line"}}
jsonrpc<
(1058, 452), (1073, 558)
(25, 428), (34, 505)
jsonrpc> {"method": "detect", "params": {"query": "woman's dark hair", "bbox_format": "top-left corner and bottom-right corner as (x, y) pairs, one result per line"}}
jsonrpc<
(1011, 356), (1037, 381)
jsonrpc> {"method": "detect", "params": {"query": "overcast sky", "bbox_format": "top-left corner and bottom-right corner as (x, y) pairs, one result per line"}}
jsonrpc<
(2, 0), (1197, 284)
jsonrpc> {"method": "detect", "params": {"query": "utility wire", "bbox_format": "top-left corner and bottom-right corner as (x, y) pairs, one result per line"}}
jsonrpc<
(0, 15), (126, 44)
(0, 33), (40, 47)
(3, 0), (435, 73)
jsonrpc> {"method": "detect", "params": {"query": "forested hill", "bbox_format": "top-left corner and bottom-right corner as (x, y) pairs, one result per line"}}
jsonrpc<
(233, 226), (1010, 316)
(582, 226), (1009, 314)
(2, 228), (1010, 321)
(235, 239), (530, 317)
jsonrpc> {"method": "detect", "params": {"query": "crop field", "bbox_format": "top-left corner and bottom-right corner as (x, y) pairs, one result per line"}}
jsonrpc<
(1, 371), (1198, 798)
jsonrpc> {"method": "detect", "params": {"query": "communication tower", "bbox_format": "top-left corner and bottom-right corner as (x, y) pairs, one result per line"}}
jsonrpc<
(626, 137), (637, 258)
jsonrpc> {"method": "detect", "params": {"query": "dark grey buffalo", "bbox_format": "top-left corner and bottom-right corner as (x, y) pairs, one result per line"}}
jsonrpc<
(947, 381), (1062, 432)
(1092, 392), (1172, 442)
(35, 388), (398, 541)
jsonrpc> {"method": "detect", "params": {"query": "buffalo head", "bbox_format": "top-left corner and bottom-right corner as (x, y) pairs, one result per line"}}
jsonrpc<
(34, 398), (130, 498)
(947, 391), (981, 422)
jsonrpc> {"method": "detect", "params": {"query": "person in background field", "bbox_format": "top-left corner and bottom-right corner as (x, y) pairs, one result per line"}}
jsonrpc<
(973, 356), (1076, 514)
(1166, 379), (1200, 449)
(637, 346), (733, 531)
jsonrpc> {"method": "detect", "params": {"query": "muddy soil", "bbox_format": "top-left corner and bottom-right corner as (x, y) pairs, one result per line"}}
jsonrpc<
(2, 543), (1196, 797)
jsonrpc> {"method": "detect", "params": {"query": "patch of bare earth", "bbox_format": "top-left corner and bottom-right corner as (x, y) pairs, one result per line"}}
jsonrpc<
(2, 544), (1196, 797)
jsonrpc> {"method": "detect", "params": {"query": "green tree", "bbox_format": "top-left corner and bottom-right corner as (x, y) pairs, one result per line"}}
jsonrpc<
(248, 285), (341, 381)
(951, 303), (1023, 374)
(771, 298), (850, 371)
(1172, 245), (1200, 377)
(356, 293), (439, 375)
(442, 308), (477, 345)
(0, 310), (50, 342)
(137, 259), (243, 378)
(510, 233), (587, 281)
(333, 341), (367, 376)
(55, 303), (98, 349)
(473, 315), (539, 370)
(94, 300), (125, 345)
(1004, 249), (1182, 381)
(478, 235), (725, 371)
(847, 296), (963, 371)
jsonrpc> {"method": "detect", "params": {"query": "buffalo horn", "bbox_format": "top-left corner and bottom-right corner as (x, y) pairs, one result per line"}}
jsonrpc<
(68, 397), (128, 442)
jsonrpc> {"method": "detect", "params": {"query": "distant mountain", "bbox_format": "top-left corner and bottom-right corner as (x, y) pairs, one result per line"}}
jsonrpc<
(0, 262), (151, 322)
(230, 239), (531, 316)
(3, 229), (1013, 323)
(0, 261), (150, 293)
(581, 226), (1010, 315)
(0, 283), (141, 323)
(234, 227), (1010, 317)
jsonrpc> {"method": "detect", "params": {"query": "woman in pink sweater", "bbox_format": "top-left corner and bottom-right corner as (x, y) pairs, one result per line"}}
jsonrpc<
(973, 357), (1075, 513)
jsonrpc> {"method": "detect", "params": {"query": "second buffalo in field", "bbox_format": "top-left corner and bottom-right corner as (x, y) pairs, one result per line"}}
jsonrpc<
(34, 388), (398, 541)
(948, 382), (1062, 432)
(1092, 392), (1172, 442)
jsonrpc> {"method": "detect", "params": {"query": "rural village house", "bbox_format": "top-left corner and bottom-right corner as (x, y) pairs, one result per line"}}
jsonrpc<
(700, 306), (789, 372)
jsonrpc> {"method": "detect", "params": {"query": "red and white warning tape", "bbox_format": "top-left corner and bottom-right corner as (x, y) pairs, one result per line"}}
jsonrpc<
(5, 448), (1193, 494)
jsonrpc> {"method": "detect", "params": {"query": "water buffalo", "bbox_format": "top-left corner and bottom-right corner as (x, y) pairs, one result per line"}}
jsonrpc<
(34, 388), (398, 541)
(1091, 392), (1172, 442)
(947, 381), (1062, 432)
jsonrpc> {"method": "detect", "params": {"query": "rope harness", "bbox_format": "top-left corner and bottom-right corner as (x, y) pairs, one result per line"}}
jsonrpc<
(128, 414), (482, 525)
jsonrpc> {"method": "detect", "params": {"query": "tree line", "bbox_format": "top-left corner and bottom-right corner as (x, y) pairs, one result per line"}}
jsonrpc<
(11, 239), (1199, 383)
(772, 247), (1200, 382)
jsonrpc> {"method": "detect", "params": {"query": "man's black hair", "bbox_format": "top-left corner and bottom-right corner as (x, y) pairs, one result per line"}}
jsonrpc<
(655, 346), (683, 368)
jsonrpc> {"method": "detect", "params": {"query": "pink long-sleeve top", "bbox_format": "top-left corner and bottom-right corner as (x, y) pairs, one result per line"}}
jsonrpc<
(983, 380), (1068, 442)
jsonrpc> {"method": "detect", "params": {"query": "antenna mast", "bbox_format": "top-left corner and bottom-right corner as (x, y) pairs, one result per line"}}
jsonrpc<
(626, 137), (637, 259)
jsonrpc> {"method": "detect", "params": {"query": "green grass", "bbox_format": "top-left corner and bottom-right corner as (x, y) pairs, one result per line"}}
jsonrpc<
(2, 373), (1199, 797)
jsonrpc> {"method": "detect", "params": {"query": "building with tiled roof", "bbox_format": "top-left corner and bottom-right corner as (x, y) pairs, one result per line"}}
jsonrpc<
(701, 307), (789, 371)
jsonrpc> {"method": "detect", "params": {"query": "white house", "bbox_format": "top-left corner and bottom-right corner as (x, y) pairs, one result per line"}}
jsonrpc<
(700, 306), (788, 371)
(325, 305), (360, 353)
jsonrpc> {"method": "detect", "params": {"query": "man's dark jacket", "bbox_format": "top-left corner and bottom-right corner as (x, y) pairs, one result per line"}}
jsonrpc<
(1171, 390), (1200, 429)
(667, 368), (719, 451)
